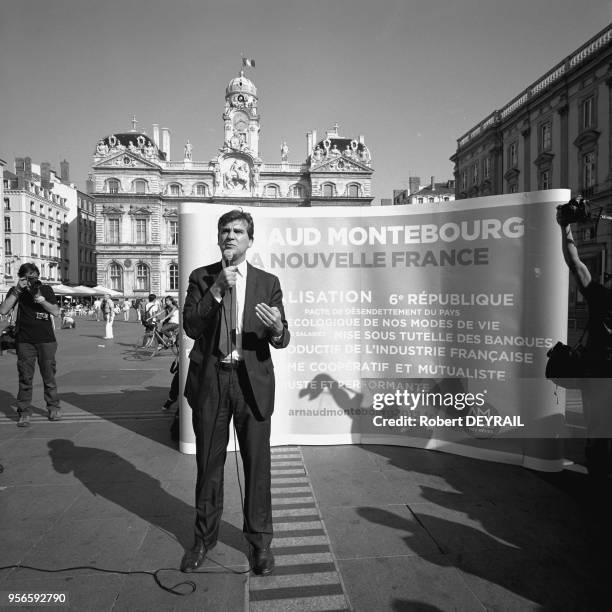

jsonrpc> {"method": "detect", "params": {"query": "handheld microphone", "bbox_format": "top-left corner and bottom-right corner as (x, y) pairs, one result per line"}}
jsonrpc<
(222, 248), (235, 295)
(222, 248), (234, 267)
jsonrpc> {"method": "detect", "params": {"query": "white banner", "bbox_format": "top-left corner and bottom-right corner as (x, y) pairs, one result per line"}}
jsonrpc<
(179, 190), (571, 470)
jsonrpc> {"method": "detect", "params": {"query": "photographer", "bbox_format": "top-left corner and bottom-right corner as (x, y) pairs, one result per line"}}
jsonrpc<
(557, 198), (612, 481)
(0, 263), (61, 427)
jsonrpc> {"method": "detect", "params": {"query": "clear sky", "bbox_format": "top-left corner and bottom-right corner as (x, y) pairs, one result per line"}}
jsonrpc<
(1, 0), (611, 198)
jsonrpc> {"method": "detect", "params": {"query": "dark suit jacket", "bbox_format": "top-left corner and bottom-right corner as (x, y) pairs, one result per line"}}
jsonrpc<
(183, 261), (290, 418)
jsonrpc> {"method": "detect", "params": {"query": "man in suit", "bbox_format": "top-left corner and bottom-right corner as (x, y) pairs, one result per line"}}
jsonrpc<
(181, 209), (290, 575)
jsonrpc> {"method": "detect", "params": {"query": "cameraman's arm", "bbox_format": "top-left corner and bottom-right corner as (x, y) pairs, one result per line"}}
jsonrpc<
(0, 280), (27, 315)
(0, 290), (19, 315)
(34, 287), (60, 318)
(560, 224), (591, 290)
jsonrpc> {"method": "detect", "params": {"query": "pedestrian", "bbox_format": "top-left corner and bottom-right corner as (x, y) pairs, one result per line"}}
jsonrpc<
(93, 297), (102, 321)
(557, 198), (612, 481)
(143, 294), (159, 332)
(181, 209), (290, 575)
(122, 298), (131, 322)
(0, 262), (62, 427)
(101, 293), (115, 339)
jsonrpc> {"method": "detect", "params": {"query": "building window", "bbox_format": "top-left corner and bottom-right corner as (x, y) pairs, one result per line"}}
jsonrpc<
(265, 184), (279, 197)
(30, 201), (35, 213)
(40, 222), (45, 236)
(346, 184), (360, 197)
(5, 238), (11, 255)
(291, 184), (304, 198)
(133, 179), (147, 194)
(461, 170), (467, 191)
(30, 219), (36, 234)
(322, 183), (335, 197)
(539, 169), (552, 190)
(472, 162), (478, 185)
(583, 151), (596, 194)
(581, 95), (595, 130)
(4, 198), (9, 210)
(31, 240), (36, 256)
(194, 183), (208, 196)
(134, 218), (147, 244)
(168, 220), (178, 246)
(107, 179), (120, 194)
(417, 197), (424, 204)
(508, 142), (518, 168)
(109, 262), (123, 291)
(169, 184), (181, 196)
(4, 216), (10, 232)
(539, 121), (552, 151)
(108, 218), (120, 243)
(483, 157), (491, 180)
(169, 263), (179, 291)
(135, 263), (149, 291)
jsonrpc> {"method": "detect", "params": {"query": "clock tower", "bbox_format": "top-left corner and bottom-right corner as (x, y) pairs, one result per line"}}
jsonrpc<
(223, 69), (260, 157)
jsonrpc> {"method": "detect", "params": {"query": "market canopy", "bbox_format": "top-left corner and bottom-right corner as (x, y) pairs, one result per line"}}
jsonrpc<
(91, 285), (123, 297)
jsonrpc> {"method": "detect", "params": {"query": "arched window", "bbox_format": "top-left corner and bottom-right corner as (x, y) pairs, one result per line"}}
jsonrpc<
(135, 263), (149, 292)
(265, 184), (279, 197)
(133, 179), (147, 194)
(107, 179), (120, 194)
(322, 183), (335, 197)
(291, 184), (304, 198)
(346, 184), (360, 197)
(169, 183), (181, 196)
(169, 263), (179, 291)
(109, 262), (123, 291)
(194, 183), (208, 196)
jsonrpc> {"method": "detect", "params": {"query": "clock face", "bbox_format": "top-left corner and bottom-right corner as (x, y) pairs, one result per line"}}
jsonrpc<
(237, 94), (245, 102)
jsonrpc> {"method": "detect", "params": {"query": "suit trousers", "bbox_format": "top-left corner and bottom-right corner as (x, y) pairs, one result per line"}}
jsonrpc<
(192, 361), (272, 551)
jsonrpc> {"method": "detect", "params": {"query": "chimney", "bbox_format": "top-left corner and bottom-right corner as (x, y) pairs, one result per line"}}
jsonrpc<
(409, 176), (420, 195)
(306, 131), (313, 156)
(15, 157), (25, 189)
(153, 124), (160, 148)
(60, 160), (70, 183)
(358, 134), (364, 144)
(41, 162), (52, 188)
(430, 176), (436, 190)
(162, 127), (171, 161)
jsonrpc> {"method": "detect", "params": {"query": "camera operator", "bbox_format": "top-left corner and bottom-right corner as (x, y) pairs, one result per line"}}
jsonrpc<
(0, 263), (61, 427)
(557, 198), (612, 481)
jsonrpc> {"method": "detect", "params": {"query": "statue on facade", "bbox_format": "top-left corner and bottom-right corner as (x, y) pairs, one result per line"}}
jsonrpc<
(224, 159), (250, 190)
(96, 140), (109, 157)
(184, 139), (193, 160)
(330, 144), (340, 157)
(144, 141), (156, 158)
(128, 140), (137, 152)
(312, 146), (323, 163)
(280, 141), (289, 162)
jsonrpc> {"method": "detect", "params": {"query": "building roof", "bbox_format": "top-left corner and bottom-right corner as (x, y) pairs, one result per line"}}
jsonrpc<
(226, 72), (257, 98)
(413, 182), (455, 197)
(95, 133), (166, 161)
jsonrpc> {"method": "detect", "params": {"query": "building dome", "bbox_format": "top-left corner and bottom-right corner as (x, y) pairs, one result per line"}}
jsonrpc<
(226, 72), (257, 98)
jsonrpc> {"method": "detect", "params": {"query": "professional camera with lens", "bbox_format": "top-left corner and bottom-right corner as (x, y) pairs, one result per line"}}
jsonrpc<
(556, 197), (591, 225)
(25, 276), (42, 295)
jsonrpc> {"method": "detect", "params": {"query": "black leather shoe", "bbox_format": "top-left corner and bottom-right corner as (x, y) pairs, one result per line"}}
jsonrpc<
(180, 541), (212, 573)
(251, 547), (274, 576)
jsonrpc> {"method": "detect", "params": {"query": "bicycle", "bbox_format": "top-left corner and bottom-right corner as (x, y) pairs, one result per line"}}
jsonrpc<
(136, 322), (179, 359)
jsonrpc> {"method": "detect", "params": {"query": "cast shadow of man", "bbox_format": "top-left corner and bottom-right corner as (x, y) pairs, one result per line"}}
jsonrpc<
(47, 439), (244, 558)
(298, 374), (602, 607)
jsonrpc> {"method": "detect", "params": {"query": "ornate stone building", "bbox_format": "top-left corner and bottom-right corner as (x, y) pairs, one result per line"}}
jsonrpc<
(450, 24), (612, 327)
(90, 70), (374, 297)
